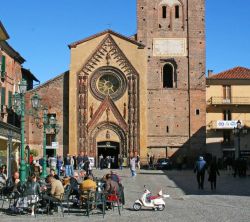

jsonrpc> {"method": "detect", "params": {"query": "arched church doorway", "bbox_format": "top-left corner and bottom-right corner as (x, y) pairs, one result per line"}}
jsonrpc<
(97, 141), (120, 169)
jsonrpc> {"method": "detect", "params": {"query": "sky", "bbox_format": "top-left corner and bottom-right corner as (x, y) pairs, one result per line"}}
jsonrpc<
(0, 0), (250, 83)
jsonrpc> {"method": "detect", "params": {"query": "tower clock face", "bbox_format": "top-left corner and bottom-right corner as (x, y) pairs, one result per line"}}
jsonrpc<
(90, 66), (127, 101)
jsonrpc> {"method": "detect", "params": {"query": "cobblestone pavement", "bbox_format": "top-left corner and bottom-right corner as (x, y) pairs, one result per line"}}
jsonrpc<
(1, 168), (250, 222)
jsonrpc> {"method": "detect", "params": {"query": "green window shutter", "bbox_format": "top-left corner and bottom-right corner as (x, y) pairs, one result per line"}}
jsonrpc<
(1, 56), (6, 78)
(1, 87), (6, 105)
(8, 91), (12, 108)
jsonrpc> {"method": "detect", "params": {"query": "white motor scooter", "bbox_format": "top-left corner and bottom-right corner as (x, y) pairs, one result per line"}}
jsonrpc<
(133, 185), (169, 211)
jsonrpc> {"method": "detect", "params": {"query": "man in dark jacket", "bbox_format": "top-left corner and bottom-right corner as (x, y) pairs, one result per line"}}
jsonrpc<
(64, 154), (72, 177)
(4, 171), (21, 195)
(194, 156), (207, 190)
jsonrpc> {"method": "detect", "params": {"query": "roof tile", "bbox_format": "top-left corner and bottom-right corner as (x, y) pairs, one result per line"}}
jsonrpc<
(209, 67), (250, 79)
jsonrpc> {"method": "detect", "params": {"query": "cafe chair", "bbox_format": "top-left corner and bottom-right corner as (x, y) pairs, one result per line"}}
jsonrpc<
(105, 189), (121, 216)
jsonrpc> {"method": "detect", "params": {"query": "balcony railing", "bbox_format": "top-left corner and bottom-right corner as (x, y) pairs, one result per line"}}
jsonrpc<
(207, 97), (250, 105)
(207, 120), (250, 129)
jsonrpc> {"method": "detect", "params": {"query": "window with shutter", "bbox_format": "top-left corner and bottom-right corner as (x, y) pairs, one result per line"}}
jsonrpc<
(1, 55), (6, 78)
(1, 87), (6, 105)
(8, 91), (13, 108)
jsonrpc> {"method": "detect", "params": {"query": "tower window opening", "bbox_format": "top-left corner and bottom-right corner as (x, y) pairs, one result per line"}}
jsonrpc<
(163, 64), (174, 88)
(162, 6), (167, 18)
(175, 5), (180, 18)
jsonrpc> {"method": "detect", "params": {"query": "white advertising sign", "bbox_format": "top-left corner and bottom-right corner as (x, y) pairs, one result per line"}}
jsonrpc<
(216, 120), (242, 129)
(89, 157), (95, 167)
(52, 142), (59, 149)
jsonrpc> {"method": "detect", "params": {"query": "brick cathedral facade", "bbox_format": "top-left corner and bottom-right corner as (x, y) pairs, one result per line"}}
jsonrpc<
(26, 0), (206, 164)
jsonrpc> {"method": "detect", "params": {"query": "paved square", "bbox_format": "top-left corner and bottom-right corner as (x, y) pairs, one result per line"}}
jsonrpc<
(1, 169), (250, 222)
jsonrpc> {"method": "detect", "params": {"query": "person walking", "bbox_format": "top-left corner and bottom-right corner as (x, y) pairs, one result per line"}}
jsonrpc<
(136, 155), (140, 170)
(118, 155), (124, 170)
(70, 155), (75, 176)
(73, 154), (77, 170)
(64, 154), (71, 177)
(77, 153), (83, 172)
(56, 156), (63, 177)
(208, 157), (220, 190)
(99, 154), (103, 169)
(130, 156), (137, 177)
(194, 156), (207, 190)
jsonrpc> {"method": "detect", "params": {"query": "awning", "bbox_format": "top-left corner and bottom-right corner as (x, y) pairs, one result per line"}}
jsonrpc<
(0, 135), (20, 143)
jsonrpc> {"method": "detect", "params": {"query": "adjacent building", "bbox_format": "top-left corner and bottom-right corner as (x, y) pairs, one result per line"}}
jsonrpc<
(0, 21), (38, 174)
(206, 67), (250, 159)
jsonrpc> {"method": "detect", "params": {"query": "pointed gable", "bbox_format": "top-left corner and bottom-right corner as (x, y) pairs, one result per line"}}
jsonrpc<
(68, 29), (144, 49)
(77, 33), (140, 78)
(87, 96), (128, 131)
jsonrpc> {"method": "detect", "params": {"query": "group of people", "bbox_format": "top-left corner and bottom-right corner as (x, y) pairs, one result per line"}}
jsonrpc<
(194, 156), (220, 190)
(99, 155), (113, 170)
(194, 155), (249, 191)
(35, 152), (93, 178)
(0, 163), (125, 216)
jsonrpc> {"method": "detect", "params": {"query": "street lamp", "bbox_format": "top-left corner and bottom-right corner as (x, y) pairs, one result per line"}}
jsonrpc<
(233, 120), (248, 159)
(13, 79), (27, 184)
(31, 94), (60, 178)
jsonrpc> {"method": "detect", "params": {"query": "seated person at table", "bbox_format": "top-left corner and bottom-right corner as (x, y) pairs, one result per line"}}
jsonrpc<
(43, 176), (64, 213)
(24, 174), (41, 216)
(79, 170), (86, 181)
(50, 168), (60, 180)
(110, 171), (121, 184)
(4, 171), (21, 195)
(104, 174), (120, 194)
(79, 175), (97, 191)
(0, 166), (7, 185)
(46, 169), (59, 183)
(70, 172), (80, 195)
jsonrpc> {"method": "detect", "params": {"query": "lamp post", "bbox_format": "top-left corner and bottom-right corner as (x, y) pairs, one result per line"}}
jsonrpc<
(233, 120), (248, 159)
(13, 79), (27, 184)
(7, 130), (13, 178)
(31, 93), (60, 179)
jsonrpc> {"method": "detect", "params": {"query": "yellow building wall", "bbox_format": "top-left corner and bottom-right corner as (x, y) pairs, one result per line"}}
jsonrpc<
(231, 85), (250, 97)
(69, 33), (147, 158)
(206, 85), (223, 100)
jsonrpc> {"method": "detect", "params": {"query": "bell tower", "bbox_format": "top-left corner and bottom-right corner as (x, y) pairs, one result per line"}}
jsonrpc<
(137, 0), (206, 158)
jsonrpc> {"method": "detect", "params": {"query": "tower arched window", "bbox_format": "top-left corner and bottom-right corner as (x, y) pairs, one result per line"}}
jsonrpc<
(163, 64), (174, 88)
(175, 5), (180, 18)
(162, 6), (167, 18)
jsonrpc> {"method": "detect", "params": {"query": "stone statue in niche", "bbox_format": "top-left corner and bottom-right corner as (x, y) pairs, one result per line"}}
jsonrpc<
(90, 103), (94, 118)
(106, 52), (111, 66)
(123, 103), (126, 119)
(106, 107), (110, 122)
(106, 130), (110, 139)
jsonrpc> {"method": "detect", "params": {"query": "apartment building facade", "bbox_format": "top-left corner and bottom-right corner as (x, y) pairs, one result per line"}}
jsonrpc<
(206, 67), (250, 159)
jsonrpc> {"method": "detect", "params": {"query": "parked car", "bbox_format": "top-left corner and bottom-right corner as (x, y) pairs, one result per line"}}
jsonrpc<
(156, 158), (172, 170)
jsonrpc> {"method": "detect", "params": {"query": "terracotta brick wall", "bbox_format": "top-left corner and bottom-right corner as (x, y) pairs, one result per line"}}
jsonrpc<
(25, 72), (69, 158)
(137, 0), (206, 160)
